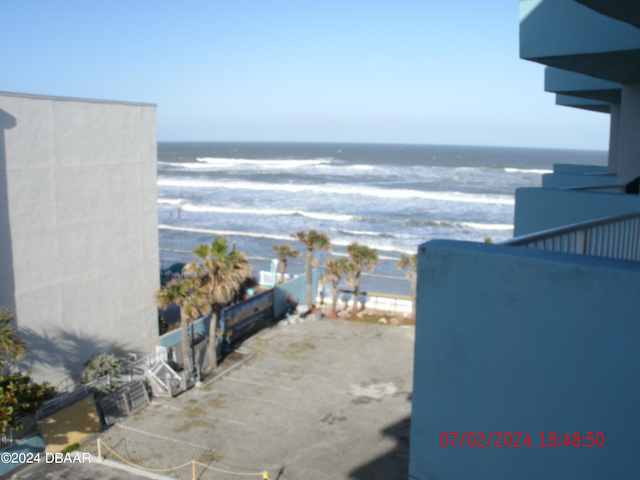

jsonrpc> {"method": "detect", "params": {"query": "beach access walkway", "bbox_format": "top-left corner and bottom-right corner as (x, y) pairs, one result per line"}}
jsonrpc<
(82, 320), (415, 480)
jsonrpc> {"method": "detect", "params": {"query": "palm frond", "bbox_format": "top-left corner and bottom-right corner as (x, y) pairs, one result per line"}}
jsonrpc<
(0, 308), (26, 364)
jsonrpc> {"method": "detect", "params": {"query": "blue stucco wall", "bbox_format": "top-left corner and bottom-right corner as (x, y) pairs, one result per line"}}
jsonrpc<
(159, 315), (210, 348)
(513, 187), (639, 236)
(553, 164), (608, 174)
(542, 172), (617, 188)
(409, 240), (640, 480)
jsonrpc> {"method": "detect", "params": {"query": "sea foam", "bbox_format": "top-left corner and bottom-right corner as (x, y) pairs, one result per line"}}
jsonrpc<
(158, 225), (291, 241)
(158, 178), (515, 205)
(504, 168), (553, 174)
(196, 157), (332, 168)
(181, 204), (354, 221)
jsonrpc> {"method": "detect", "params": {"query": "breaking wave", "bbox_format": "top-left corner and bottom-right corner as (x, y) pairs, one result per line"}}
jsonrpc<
(504, 168), (552, 174)
(181, 204), (355, 222)
(158, 178), (515, 205)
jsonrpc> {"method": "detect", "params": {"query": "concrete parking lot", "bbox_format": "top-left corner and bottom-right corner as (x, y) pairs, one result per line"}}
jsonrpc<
(84, 320), (415, 480)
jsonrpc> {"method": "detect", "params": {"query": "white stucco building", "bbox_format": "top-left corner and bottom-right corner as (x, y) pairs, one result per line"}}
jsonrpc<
(0, 91), (160, 387)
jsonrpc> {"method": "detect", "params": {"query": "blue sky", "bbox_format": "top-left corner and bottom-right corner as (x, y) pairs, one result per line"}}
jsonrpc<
(2, 1), (609, 149)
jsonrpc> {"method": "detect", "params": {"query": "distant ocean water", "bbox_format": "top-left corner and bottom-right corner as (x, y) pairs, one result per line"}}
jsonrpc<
(157, 142), (607, 296)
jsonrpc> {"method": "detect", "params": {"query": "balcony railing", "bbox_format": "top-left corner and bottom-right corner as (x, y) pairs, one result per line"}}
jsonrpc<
(502, 212), (640, 261)
(565, 185), (627, 193)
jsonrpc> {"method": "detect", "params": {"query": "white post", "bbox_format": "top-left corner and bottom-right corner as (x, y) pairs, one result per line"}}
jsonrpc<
(271, 259), (279, 287)
(608, 103), (621, 175)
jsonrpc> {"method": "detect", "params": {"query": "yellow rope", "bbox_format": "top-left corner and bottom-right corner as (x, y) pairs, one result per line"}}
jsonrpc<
(99, 439), (268, 478)
(99, 440), (193, 473)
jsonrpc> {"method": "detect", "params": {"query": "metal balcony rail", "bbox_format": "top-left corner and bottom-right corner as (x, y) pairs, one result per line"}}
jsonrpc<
(502, 212), (640, 261)
(0, 414), (39, 452)
(565, 184), (627, 193)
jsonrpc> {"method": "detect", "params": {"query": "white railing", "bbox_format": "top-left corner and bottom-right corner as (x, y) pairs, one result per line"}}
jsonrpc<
(565, 185), (626, 193)
(502, 212), (640, 261)
(318, 290), (412, 313)
(38, 347), (170, 419)
(259, 271), (291, 286)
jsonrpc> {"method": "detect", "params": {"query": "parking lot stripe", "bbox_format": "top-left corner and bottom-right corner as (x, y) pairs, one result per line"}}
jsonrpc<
(115, 424), (214, 451)
(202, 389), (278, 405)
(223, 377), (294, 391)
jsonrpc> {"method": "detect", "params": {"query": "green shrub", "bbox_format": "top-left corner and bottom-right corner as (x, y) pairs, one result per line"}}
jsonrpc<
(0, 371), (55, 436)
(62, 443), (80, 454)
(81, 353), (126, 384)
(80, 353), (127, 395)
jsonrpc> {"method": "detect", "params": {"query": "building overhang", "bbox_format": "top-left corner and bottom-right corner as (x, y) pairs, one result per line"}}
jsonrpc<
(520, 0), (640, 84)
(574, 0), (640, 29)
(556, 94), (611, 113)
(545, 67), (621, 103)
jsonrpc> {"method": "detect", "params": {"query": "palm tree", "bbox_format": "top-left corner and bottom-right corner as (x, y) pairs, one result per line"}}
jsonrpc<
(0, 308), (26, 371)
(272, 244), (300, 284)
(184, 237), (252, 371)
(319, 257), (349, 314)
(345, 243), (380, 315)
(155, 277), (210, 388)
(291, 230), (331, 305)
(397, 253), (418, 319)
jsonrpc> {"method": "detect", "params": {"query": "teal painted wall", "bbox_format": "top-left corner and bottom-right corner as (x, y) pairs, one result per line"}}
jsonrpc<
(545, 67), (621, 102)
(273, 269), (321, 317)
(553, 164), (607, 174)
(409, 240), (640, 480)
(541, 172), (618, 188)
(556, 94), (610, 112)
(520, 0), (640, 59)
(514, 187), (639, 236)
(0, 434), (46, 475)
(159, 315), (210, 348)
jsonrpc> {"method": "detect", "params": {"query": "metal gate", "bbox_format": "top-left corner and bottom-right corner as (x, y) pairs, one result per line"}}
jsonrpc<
(96, 381), (150, 425)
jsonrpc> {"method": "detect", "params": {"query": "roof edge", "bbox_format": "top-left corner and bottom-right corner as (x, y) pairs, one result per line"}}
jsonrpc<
(0, 90), (156, 107)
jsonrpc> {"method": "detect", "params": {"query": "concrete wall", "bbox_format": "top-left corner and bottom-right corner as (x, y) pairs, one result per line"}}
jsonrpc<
(514, 187), (639, 236)
(409, 240), (640, 480)
(541, 172), (617, 188)
(0, 92), (159, 386)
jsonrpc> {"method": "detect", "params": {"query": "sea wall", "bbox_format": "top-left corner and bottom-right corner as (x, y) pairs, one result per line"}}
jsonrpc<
(0, 92), (159, 386)
(409, 239), (640, 480)
(513, 187), (639, 236)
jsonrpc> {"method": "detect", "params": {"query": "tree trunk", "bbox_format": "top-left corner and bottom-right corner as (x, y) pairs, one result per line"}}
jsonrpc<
(305, 248), (313, 305)
(351, 269), (361, 315)
(180, 312), (192, 390)
(331, 286), (338, 313)
(207, 307), (219, 372)
(279, 260), (286, 285)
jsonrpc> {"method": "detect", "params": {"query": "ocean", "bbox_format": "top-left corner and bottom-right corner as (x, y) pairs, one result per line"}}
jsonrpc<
(157, 142), (607, 297)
